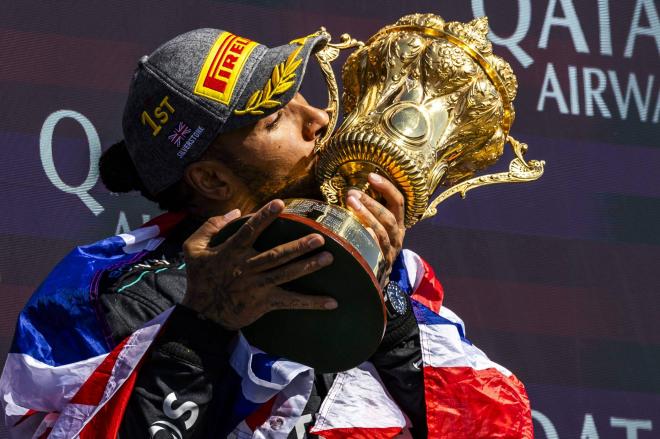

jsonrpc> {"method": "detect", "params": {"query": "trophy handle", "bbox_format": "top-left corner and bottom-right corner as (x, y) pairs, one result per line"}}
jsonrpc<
(313, 29), (364, 153)
(421, 136), (546, 220)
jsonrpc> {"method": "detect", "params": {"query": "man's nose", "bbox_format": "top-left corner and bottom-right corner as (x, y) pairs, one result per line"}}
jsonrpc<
(301, 102), (330, 142)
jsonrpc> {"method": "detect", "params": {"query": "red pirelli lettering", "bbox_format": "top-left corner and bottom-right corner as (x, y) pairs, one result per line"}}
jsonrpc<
(194, 32), (257, 104)
(230, 43), (245, 54)
(222, 54), (238, 70)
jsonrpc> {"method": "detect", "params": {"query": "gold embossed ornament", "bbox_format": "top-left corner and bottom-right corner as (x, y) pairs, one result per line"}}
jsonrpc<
(316, 13), (544, 226)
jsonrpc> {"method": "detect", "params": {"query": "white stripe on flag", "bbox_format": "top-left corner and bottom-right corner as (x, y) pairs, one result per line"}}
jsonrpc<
(419, 306), (512, 376)
(251, 368), (314, 439)
(402, 249), (423, 291)
(438, 307), (466, 340)
(49, 307), (174, 438)
(311, 362), (407, 433)
(117, 224), (159, 246)
(118, 224), (164, 254)
(1, 352), (106, 414)
(230, 333), (311, 404)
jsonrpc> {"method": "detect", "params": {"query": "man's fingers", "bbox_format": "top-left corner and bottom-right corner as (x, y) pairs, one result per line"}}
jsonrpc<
(346, 192), (391, 252)
(252, 251), (333, 288)
(367, 173), (406, 227)
(229, 199), (284, 248)
(184, 209), (241, 254)
(352, 190), (400, 243)
(267, 288), (338, 312)
(245, 233), (325, 272)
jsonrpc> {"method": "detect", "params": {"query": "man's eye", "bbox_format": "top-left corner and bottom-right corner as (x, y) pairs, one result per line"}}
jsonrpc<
(265, 110), (283, 130)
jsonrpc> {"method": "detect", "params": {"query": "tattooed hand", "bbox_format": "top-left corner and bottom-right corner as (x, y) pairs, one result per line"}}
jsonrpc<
(181, 199), (337, 330)
(346, 173), (406, 286)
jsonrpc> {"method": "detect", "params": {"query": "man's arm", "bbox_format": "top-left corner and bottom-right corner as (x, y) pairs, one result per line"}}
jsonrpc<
(103, 201), (338, 437)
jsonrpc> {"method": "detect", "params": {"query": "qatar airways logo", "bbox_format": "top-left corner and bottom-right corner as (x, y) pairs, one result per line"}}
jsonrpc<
(475, 0), (660, 124)
(149, 392), (199, 439)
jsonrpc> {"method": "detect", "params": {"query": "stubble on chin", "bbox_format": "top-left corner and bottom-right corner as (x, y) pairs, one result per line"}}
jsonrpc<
(247, 156), (322, 205)
(270, 172), (322, 201)
(251, 169), (321, 206)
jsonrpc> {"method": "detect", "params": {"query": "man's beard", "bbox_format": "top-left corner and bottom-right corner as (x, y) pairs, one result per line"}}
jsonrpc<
(265, 171), (323, 202)
(235, 158), (323, 207)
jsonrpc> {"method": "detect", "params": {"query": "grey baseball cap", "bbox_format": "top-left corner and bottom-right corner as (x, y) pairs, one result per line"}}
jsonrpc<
(122, 28), (329, 195)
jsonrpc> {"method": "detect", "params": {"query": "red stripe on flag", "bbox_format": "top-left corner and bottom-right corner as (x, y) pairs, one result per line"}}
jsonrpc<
(411, 258), (445, 314)
(78, 362), (141, 439)
(311, 427), (403, 439)
(423, 366), (532, 439)
(141, 211), (187, 235)
(245, 397), (276, 431)
(69, 338), (129, 405)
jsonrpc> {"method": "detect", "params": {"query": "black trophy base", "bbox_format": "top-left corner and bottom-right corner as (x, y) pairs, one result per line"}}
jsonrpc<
(210, 199), (385, 373)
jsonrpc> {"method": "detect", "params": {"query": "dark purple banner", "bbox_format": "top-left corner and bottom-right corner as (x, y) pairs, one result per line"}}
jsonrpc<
(1, 1), (659, 437)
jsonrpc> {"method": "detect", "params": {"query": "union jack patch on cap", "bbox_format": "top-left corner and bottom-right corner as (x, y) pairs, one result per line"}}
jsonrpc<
(168, 122), (191, 147)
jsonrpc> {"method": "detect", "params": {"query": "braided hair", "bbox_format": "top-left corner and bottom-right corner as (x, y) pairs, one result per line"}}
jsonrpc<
(98, 140), (193, 212)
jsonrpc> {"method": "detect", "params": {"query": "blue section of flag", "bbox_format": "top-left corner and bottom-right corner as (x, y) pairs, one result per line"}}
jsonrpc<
(230, 396), (261, 432)
(412, 300), (472, 345)
(251, 353), (276, 382)
(9, 235), (144, 366)
(390, 252), (413, 295)
(226, 352), (283, 434)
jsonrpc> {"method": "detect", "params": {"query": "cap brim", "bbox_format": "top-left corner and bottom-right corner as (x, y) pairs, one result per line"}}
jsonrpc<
(221, 32), (329, 133)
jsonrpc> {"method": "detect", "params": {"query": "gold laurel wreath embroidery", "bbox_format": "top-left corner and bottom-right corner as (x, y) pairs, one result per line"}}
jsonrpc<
(234, 43), (306, 116)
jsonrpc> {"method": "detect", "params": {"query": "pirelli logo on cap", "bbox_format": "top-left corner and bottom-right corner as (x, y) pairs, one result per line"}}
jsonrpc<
(194, 32), (258, 105)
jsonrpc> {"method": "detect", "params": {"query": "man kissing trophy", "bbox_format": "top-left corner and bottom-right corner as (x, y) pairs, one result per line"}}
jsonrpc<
(1, 12), (544, 438)
(214, 13), (545, 372)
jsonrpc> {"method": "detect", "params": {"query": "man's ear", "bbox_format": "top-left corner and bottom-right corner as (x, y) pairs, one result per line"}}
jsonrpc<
(183, 160), (233, 202)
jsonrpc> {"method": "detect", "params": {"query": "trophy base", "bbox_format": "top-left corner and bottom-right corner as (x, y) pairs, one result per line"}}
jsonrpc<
(211, 199), (386, 373)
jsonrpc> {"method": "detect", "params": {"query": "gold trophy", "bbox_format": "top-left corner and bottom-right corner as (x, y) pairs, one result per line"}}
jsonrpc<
(215, 14), (544, 372)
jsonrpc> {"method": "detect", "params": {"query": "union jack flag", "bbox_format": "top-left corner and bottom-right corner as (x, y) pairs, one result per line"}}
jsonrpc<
(0, 214), (532, 438)
(168, 122), (191, 147)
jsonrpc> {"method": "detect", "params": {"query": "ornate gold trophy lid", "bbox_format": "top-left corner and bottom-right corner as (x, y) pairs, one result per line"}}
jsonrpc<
(314, 13), (545, 226)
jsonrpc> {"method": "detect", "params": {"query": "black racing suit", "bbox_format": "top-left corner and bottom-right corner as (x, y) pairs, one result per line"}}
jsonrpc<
(98, 217), (427, 438)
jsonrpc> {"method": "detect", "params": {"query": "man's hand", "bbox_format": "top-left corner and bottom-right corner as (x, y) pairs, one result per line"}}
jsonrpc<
(181, 199), (337, 330)
(346, 173), (406, 285)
